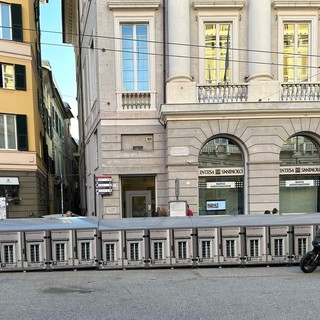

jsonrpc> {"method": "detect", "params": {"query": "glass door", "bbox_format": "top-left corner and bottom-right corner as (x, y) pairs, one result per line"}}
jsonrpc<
(125, 191), (151, 218)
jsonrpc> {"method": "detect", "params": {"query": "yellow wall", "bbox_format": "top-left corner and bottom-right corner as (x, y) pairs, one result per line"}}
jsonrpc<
(0, 0), (45, 170)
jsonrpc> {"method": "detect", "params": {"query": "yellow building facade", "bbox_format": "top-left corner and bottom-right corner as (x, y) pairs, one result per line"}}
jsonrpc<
(0, 0), (48, 217)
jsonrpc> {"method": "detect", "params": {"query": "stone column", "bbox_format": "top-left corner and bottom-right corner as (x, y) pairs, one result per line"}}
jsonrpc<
(166, 0), (196, 103)
(247, 0), (272, 81)
(167, 0), (191, 80)
(247, 0), (281, 101)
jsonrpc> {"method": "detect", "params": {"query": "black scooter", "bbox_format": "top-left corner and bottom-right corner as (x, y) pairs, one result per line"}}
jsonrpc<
(300, 228), (320, 273)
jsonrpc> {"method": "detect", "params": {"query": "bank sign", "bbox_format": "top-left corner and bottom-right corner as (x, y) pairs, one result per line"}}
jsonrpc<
(198, 167), (244, 176)
(280, 166), (320, 175)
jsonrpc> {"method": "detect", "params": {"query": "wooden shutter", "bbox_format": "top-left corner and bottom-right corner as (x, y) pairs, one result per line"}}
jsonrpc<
(15, 64), (26, 91)
(16, 115), (28, 151)
(11, 4), (23, 42)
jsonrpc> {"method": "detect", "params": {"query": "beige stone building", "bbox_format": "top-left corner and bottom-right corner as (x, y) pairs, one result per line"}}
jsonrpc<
(63, 0), (320, 217)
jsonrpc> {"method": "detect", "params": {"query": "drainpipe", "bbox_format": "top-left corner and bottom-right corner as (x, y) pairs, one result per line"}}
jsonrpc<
(162, 0), (167, 104)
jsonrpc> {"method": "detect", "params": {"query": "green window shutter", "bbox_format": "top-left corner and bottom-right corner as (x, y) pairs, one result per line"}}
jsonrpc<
(15, 64), (26, 91)
(16, 115), (28, 151)
(11, 4), (23, 42)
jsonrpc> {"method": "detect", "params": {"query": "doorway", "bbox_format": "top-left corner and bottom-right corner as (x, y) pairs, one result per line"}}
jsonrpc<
(125, 191), (152, 218)
(121, 176), (155, 218)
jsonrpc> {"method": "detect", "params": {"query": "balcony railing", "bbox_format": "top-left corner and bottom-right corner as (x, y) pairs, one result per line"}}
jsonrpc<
(121, 92), (151, 110)
(281, 83), (320, 101)
(197, 84), (248, 103)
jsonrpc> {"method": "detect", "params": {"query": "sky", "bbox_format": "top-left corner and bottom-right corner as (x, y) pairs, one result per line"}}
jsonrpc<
(39, 1), (79, 140)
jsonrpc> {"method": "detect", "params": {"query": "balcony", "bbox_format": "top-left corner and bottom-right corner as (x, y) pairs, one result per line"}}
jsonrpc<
(197, 84), (248, 103)
(196, 82), (320, 104)
(281, 83), (320, 101)
(120, 92), (152, 110)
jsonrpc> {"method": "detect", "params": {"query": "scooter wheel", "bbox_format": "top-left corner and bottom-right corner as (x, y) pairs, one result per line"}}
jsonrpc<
(300, 255), (318, 273)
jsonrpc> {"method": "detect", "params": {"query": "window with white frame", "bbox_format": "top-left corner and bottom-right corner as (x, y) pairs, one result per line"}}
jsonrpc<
(276, 9), (318, 83)
(0, 3), (11, 40)
(0, 114), (17, 150)
(273, 238), (283, 257)
(153, 241), (163, 260)
(105, 243), (116, 262)
(80, 242), (91, 261)
(205, 23), (231, 84)
(249, 239), (259, 257)
(55, 243), (66, 262)
(29, 243), (40, 263)
(197, 9), (241, 84)
(121, 23), (149, 91)
(113, 9), (157, 110)
(201, 240), (212, 259)
(0, 63), (26, 90)
(283, 22), (310, 82)
(2, 64), (14, 89)
(177, 241), (187, 259)
(226, 239), (235, 258)
(129, 242), (139, 261)
(0, 3), (23, 42)
(297, 237), (307, 256)
(3, 244), (15, 264)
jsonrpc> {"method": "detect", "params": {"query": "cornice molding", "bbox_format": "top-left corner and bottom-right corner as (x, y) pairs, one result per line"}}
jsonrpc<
(193, 1), (246, 10)
(273, 1), (320, 9)
(107, 1), (160, 10)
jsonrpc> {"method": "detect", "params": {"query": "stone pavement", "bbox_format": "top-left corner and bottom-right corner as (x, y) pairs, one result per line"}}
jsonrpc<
(1, 266), (319, 320)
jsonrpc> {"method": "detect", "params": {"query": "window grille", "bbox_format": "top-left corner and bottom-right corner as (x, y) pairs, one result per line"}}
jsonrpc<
(81, 242), (90, 260)
(4, 245), (14, 263)
(298, 238), (307, 256)
(30, 244), (40, 263)
(153, 241), (163, 260)
(106, 243), (115, 262)
(274, 239), (283, 256)
(55, 243), (65, 262)
(178, 241), (187, 259)
(250, 239), (259, 257)
(130, 242), (139, 260)
(226, 240), (235, 257)
(201, 240), (211, 258)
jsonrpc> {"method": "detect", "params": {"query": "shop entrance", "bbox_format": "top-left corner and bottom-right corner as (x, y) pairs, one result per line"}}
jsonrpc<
(280, 135), (320, 214)
(121, 176), (155, 218)
(125, 191), (151, 218)
(198, 137), (244, 215)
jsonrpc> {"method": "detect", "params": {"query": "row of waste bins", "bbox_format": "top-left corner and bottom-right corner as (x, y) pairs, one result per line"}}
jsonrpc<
(0, 214), (318, 271)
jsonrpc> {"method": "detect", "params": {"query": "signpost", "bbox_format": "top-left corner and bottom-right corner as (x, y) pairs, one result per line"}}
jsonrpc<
(94, 175), (113, 217)
(95, 176), (113, 195)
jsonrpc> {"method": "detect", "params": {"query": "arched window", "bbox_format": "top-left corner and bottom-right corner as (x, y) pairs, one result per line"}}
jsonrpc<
(199, 138), (243, 168)
(198, 137), (244, 215)
(280, 135), (320, 214)
(280, 136), (320, 166)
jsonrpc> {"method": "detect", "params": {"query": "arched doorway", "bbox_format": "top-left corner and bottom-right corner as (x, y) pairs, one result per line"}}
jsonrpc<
(198, 137), (244, 215)
(280, 135), (320, 214)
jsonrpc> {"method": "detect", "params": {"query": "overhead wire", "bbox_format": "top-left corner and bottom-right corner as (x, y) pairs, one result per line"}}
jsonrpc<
(2, 25), (320, 103)
(0, 24), (319, 67)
